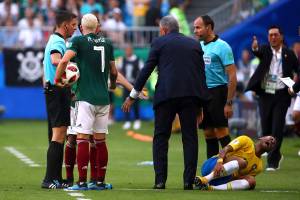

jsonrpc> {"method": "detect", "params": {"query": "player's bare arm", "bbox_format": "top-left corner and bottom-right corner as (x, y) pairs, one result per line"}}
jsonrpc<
(116, 72), (133, 91)
(109, 61), (118, 90)
(50, 52), (62, 66)
(55, 50), (76, 85)
(224, 64), (237, 119)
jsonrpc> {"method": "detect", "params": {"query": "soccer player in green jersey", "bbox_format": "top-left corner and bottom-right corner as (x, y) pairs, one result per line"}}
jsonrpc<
(55, 13), (118, 190)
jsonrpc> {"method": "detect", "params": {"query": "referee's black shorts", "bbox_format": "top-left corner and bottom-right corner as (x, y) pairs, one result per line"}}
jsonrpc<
(44, 82), (71, 128)
(200, 84), (228, 129)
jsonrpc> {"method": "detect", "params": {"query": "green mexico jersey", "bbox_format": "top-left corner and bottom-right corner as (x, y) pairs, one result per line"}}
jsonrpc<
(68, 33), (114, 105)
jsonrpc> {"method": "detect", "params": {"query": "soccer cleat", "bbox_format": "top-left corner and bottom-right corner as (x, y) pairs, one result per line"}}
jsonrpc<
(197, 184), (213, 191)
(266, 155), (284, 171)
(41, 180), (63, 189)
(153, 182), (165, 189)
(67, 182), (88, 191)
(194, 176), (208, 187)
(61, 179), (73, 188)
(87, 181), (98, 190)
(93, 182), (113, 190)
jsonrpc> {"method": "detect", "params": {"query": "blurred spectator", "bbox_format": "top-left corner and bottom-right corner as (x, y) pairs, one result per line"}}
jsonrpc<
(106, 0), (120, 13)
(18, 7), (42, 28)
(145, 0), (161, 26)
(118, 44), (143, 130)
(66, 0), (81, 16)
(132, 0), (150, 26)
(252, 0), (269, 12)
(144, 0), (161, 43)
(0, 0), (19, 25)
(17, 8), (43, 48)
(292, 41), (300, 62)
(237, 49), (252, 85)
(169, 0), (190, 36)
(231, 0), (253, 22)
(0, 17), (18, 48)
(19, 0), (39, 19)
(124, 0), (133, 26)
(80, 0), (104, 15)
(103, 7), (126, 46)
(45, 8), (56, 26)
(160, 0), (169, 16)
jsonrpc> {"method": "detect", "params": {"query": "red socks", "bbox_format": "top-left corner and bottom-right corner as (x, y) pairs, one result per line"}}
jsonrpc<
(64, 141), (76, 181)
(95, 139), (108, 182)
(76, 138), (89, 182)
(90, 142), (97, 181)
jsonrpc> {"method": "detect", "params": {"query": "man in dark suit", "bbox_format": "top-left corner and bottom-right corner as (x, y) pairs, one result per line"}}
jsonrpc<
(246, 25), (299, 171)
(122, 15), (210, 190)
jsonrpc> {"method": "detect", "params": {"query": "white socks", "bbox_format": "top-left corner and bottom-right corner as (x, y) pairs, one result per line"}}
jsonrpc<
(211, 179), (250, 190)
(205, 160), (240, 182)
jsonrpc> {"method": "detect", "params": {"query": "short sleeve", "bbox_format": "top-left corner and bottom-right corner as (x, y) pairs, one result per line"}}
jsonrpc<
(219, 42), (234, 67)
(228, 136), (250, 151)
(67, 36), (80, 54)
(50, 39), (65, 56)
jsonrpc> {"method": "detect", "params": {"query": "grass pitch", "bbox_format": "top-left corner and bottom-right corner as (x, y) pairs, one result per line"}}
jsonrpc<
(0, 120), (299, 200)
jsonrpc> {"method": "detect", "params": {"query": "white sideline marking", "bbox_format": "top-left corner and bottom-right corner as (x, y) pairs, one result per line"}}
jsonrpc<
(260, 190), (299, 193)
(76, 198), (91, 200)
(4, 146), (40, 167)
(68, 193), (85, 197)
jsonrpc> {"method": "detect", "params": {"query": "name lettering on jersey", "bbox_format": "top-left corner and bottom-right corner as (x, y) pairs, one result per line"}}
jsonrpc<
(87, 37), (105, 43)
(203, 56), (211, 65)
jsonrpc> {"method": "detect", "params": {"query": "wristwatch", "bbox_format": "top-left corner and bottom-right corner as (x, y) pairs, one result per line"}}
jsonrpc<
(226, 100), (233, 106)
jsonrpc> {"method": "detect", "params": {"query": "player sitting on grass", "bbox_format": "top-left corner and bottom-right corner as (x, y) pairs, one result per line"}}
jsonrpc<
(194, 135), (276, 190)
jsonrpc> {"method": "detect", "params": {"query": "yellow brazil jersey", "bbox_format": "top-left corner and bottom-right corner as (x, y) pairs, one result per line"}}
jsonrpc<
(226, 135), (263, 177)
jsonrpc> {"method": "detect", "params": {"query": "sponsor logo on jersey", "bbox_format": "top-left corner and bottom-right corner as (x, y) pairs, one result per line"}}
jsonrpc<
(203, 56), (211, 65)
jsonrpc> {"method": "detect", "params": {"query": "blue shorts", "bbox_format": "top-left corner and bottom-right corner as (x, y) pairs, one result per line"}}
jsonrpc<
(201, 156), (233, 186)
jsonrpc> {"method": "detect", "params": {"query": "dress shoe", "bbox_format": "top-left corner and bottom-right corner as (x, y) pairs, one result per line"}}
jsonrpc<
(184, 183), (193, 190)
(153, 183), (165, 189)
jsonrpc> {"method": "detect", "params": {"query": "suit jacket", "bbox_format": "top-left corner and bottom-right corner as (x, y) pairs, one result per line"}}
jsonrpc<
(245, 44), (299, 95)
(133, 31), (210, 108)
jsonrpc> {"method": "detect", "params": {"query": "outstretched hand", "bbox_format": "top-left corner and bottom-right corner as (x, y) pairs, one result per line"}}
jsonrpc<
(122, 97), (135, 112)
(252, 36), (258, 50)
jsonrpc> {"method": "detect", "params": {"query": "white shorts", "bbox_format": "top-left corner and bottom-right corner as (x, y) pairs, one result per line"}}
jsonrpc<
(67, 106), (77, 135)
(73, 101), (110, 135)
(293, 96), (300, 111)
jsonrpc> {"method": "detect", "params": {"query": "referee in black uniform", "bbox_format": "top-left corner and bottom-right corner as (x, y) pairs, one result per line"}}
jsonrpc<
(41, 11), (77, 189)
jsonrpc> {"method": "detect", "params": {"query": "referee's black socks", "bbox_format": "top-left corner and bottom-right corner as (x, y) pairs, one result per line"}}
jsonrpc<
(44, 141), (64, 182)
(219, 135), (231, 148)
(205, 138), (219, 159)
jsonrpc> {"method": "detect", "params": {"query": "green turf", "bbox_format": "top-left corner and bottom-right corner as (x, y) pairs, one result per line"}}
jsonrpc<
(0, 120), (299, 200)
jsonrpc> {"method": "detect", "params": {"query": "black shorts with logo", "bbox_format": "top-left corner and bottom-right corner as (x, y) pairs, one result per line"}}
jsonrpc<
(200, 84), (228, 129)
(44, 82), (71, 128)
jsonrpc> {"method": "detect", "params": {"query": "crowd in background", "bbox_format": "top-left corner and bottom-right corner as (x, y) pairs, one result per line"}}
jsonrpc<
(0, 0), (277, 48)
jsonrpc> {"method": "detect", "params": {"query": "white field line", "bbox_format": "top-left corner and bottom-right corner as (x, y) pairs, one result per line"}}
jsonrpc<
(4, 146), (40, 167)
(68, 193), (85, 197)
(260, 190), (299, 193)
(66, 191), (92, 200)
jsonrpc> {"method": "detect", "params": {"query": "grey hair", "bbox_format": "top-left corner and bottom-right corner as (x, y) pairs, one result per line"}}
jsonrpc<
(160, 15), (179, 32)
